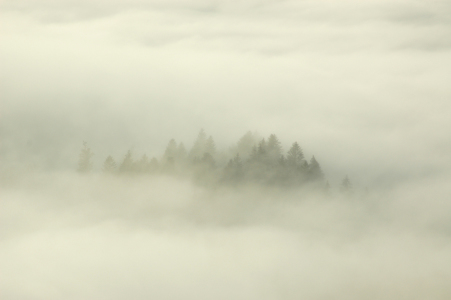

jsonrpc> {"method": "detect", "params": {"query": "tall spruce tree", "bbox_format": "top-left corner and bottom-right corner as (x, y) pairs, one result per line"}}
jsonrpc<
(286, 142), (304, 167)
(308, 156), (324, 181)
(267, 134), (282, 163)
(119, 150), (134, 173)
(189, 129), (207, 160)
(205, 136), (216, 156)
(235, 131), (257, 159)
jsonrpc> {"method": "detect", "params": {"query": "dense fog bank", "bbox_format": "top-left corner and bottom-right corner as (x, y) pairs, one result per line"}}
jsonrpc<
(1, 171), (451, 299)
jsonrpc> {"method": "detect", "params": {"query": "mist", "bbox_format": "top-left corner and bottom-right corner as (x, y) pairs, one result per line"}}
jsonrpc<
(1, 0), (451, 299)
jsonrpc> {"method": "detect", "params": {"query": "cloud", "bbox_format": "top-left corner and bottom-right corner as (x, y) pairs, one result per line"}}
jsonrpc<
(1, 173), (451, 299)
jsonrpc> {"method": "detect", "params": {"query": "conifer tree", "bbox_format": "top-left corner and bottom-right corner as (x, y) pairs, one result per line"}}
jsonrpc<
(257, 138), (267, 157)
(189, 129), (207, 160)
(286, 142), (304, 167)
(235, 131), (257, 158)
(308, 156), (324, 181)
(119, 150), (134, 173)
(205, 136), (216, 156)
(78, 141), (94, 173)
(222, 153), (243, 184)
(102, 155), (116, 173)
(267, 134), (282, 163)
(164, 139), (178, 162)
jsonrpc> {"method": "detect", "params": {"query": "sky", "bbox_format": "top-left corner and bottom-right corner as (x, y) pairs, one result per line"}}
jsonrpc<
(1, 1), (451, 298)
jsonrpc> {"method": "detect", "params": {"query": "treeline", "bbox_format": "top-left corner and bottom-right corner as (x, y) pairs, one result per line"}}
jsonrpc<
(78, 130), (352, 191)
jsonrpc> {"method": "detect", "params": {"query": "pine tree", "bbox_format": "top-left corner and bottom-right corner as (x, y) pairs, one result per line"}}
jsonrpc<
(77, 141), (94, 173)
(235, 131), (257, 159)
(119, 150), (134, 173)
(164, 139), (178, 162)
(102, 155), (116, 173)
(222, 153), (243, 184)
(205, 136), (216, 156)
(286, 142), (304, 167)
(189, 129), (207, 160)
(267, 134), (282, 163)
(257, 138), (267, 157)
(308, 156), (324, 181)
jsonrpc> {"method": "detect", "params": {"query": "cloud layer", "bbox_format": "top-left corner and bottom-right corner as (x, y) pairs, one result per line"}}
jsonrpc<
(1, 173), (451, 299)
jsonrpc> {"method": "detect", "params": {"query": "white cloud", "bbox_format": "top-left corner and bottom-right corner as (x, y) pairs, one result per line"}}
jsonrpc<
(1, 173), (451, 299)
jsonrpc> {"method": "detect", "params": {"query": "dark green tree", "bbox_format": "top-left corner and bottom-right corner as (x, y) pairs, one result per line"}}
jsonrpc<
(308, 156), (324, 181)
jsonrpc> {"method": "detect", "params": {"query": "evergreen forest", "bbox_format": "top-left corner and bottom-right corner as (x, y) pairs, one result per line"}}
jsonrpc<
(78, 130), (352, 192)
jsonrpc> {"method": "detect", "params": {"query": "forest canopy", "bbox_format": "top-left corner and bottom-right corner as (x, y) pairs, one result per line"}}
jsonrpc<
(79, 130), (350, 190)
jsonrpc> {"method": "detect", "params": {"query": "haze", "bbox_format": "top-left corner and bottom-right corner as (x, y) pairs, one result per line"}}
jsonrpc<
(1, 0), (451, 299)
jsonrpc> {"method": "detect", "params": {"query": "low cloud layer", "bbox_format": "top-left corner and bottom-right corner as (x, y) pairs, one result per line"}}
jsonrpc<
(1, 172), (451, 299)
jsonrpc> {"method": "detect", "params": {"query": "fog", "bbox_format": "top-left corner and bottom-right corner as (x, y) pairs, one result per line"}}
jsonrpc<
(1, 0), (451, 299)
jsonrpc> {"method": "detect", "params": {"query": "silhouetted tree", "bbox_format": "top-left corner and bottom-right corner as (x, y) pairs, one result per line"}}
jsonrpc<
(222, 153), (243, 184)
(119, 150), (134, 173)
(189, 129), (207, 160)
(257, 138), (267, 157)
(286, 142), (304, 167)
(78, 141), (94, 173)
(234, 131), (258, 159)
(267, 134), (282, 163)
(308, 156), (324, 181)
(102, 155), (116, 173)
